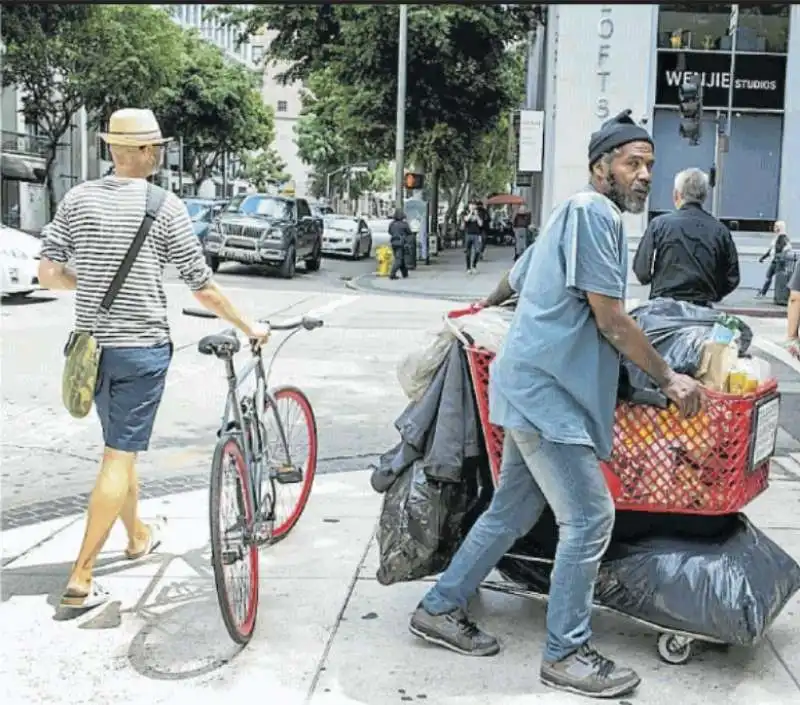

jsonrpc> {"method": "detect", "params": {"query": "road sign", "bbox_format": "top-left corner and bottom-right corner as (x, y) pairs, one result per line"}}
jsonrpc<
(350, 166), (368, 174)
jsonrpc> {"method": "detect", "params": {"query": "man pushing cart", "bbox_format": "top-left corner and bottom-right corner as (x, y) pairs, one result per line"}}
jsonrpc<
(407, 110), (703, 700)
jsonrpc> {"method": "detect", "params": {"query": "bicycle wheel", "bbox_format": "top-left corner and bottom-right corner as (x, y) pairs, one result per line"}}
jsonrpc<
(263, 385), (318, 541)
(209, 436), (259, 644)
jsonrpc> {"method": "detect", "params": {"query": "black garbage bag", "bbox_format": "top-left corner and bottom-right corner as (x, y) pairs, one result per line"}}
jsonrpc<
(375, 458), (484, 586)
(498, 514), (800, 646)
(623, 298), (753, 393)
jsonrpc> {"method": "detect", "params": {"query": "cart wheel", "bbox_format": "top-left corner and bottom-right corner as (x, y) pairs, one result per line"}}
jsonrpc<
(657, 633), (694, 665)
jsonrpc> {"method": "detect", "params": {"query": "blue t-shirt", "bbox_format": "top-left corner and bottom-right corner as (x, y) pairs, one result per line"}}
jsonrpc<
(489, 187), (627, 460)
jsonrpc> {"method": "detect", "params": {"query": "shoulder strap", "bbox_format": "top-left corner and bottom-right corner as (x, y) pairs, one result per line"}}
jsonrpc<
(98, 183), (168, 317)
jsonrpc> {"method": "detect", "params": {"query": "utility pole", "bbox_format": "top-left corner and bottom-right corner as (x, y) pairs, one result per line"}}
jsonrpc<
(713, 4), (738, 218)
(178, 136), (184, 197)
(394, 5), (408, 211)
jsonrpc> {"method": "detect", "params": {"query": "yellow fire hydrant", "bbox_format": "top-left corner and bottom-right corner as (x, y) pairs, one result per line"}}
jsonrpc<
(376, 245), (393, 277)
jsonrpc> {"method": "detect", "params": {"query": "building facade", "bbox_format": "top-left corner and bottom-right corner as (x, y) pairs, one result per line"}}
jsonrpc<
(253, 30), (312, 199)
(540, 3), (799, 237)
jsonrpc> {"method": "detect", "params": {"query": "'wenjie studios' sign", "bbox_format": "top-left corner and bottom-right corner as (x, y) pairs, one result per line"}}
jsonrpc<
(656, 51), (786, 111)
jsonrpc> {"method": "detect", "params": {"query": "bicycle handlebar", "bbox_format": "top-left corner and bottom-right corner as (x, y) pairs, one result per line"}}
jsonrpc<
(182, 307), (324, 332)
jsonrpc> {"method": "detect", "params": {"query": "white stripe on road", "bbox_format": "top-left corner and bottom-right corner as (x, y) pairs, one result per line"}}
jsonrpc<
(304, 294), (359, 319)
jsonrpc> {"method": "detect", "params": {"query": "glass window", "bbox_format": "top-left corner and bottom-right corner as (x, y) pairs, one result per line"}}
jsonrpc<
(658, 4), (789, 53)
(252, 46), (264, 64)
(737, 4), (790, 53)
(277, 100), (288, 112)
(184, 200), (212, 222)
(238, 195), (293, 220)
(658, 4), (734, 51)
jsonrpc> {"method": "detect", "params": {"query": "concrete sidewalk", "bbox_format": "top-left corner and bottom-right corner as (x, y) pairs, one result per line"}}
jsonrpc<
(3, 469), (800, 705)
(350, 246), (789, 317)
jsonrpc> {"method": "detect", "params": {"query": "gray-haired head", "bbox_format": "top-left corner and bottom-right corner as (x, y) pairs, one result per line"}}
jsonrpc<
(673, 168), (709, 207)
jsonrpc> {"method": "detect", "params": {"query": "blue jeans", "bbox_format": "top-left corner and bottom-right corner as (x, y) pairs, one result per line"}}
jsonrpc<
(422, 428), (614, 662)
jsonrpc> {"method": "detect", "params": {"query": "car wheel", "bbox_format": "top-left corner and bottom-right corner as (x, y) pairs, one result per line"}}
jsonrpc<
(206, 253), (220, 273)
(280, 244), (297, 279)
(305, 241), (322, 272)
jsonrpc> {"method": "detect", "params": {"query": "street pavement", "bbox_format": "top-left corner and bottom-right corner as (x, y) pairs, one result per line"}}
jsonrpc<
(3, 247), (800, 704)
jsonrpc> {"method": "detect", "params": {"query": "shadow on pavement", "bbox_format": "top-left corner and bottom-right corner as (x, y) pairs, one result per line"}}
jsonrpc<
(2, 544), (243, 681)
(1, 293), (59, 307)
(125, 546), (243, 681)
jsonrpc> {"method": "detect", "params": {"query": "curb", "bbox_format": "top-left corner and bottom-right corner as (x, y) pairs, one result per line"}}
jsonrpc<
(348, 274), (789, 318)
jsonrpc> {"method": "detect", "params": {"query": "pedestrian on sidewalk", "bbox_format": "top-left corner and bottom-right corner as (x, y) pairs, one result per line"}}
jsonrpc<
(388, 208), (411, 280)
(408, 109), (702, 700)
(462, 200), (483, 274)
(38, 108), (269, 612)
(632, 168), (739, 307)
(757, 220), (791, 298)
(512, 206), (532, 261)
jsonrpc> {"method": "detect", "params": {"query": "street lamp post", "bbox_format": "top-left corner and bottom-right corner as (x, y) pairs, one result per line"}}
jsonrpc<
(394, 5), (408, 211)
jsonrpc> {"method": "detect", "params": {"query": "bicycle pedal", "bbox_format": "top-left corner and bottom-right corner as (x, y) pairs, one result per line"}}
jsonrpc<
(275, 467), (303, 485)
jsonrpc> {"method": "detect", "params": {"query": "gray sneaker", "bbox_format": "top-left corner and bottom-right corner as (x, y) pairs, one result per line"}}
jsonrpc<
(540, 643), (641, 699)
(409, 604), (500, 656)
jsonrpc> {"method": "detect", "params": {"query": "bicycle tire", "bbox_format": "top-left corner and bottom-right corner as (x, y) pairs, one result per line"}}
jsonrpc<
(209, 435), (259, 644)
(264, 385), (318, 542)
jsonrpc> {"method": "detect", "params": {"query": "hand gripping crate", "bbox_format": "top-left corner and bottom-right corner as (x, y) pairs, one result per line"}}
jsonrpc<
(464, 345), (781, 516)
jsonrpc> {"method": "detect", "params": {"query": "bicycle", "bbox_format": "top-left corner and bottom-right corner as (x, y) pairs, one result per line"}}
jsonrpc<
(183, 306), (323, 644)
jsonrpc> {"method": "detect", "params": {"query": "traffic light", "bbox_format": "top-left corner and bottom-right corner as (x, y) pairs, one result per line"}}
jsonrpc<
(404, 172), (424, 190)
(678, 74), (703, 145)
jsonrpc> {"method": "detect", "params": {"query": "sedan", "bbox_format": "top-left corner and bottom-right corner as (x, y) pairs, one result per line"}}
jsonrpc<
(321, 215), (372, 259)
(0, 225), (42, 298)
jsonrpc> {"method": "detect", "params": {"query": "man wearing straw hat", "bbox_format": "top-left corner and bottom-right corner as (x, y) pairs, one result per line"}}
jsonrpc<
(38, 108), (269, 611)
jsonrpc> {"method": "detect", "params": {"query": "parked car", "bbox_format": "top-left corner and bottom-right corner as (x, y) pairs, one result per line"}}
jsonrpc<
(0, 225), (42, 298)
(203, 194), (323, 279)
(183, 198), (228, 245)
(321, 215), (372, 259)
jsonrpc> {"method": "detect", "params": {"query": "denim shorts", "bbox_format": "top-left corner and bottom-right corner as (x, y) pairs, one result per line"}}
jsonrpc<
(94, 342), (173, 452)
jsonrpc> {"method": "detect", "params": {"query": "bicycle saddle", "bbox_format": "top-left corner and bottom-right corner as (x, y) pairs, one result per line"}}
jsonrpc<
(198, 332), (241, 358)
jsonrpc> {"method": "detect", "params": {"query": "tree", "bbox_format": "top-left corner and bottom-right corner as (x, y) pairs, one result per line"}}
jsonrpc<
(241, 148), (289, 191)
(154, 32), (276, 186)
(220, 4), (539, 169)
(1, 4), (185, 215)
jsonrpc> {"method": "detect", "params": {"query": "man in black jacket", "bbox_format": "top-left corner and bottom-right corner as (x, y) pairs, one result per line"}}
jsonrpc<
(633, 168), (739, 306)
(389, 208), (412, 280)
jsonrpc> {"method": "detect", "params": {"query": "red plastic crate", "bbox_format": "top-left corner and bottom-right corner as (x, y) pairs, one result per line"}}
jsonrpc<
(465, 345), (780, 516)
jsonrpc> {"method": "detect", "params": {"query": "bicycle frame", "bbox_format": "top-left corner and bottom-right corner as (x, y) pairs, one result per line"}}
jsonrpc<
(216, 329), (304, 519)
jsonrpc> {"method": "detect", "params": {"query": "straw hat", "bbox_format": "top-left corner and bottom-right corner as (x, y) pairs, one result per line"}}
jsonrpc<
(99, 108), (172, 147)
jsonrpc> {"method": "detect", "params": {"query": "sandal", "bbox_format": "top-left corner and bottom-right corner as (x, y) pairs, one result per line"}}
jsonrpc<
(60, 581), (110, 610)
(124, 516), (166, 561)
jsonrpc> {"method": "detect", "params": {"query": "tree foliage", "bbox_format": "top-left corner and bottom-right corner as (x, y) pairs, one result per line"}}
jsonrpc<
(2, 4), (282, 212)
(1, 4), (187, 213)
(240, 148), (289, 192)
(154, 32), (275, 186)
(221, 4), (538, 175)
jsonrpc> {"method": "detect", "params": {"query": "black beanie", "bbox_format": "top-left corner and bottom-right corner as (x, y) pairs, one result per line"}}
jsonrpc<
(588, 109), (653, 166)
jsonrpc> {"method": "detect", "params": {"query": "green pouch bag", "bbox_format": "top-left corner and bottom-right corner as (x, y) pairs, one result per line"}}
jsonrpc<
(60, 183), (166, 419)
(62, 331), (102, 418)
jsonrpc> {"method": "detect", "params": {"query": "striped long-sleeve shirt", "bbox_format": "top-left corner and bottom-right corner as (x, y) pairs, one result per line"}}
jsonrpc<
(41, 177), (212, 347)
